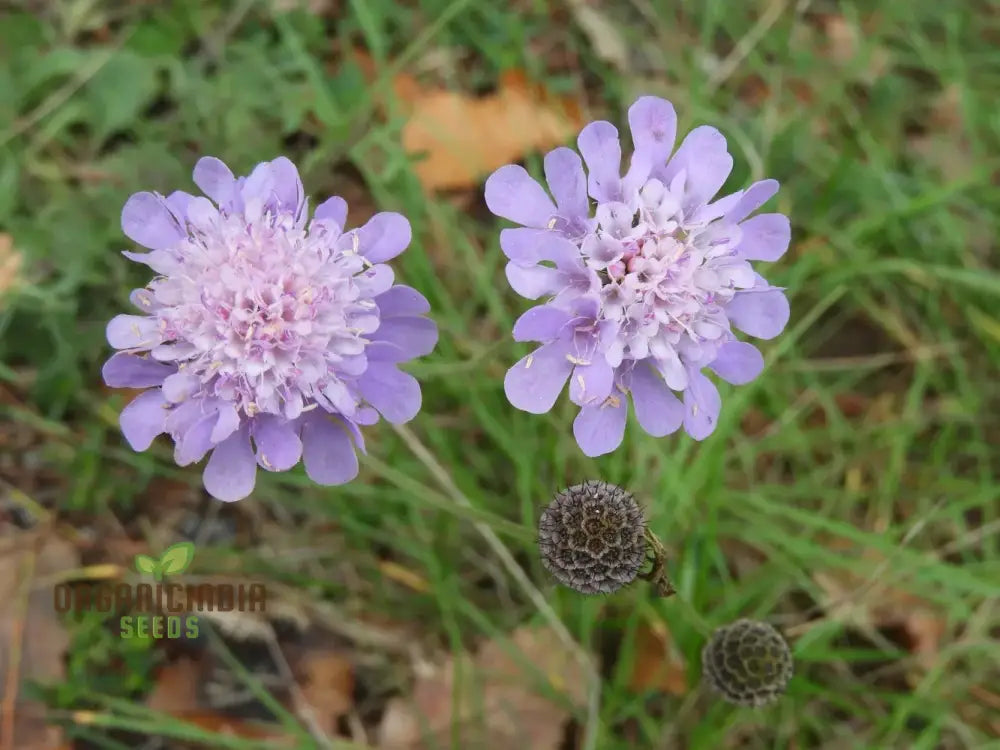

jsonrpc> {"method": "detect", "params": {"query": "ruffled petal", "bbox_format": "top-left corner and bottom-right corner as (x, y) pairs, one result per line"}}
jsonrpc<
(301, 414), (359, 486)
(268, 156), (304, 213)
(682, 371), (722, 440)
(203, 426), (257, 502)
(572, 392), (627, 456)
(629, 364), (684, 437)
(375, 285), (430, 318)
(357, 364), (421, 424)
(512, 305), (573, 342)
(102, 353), (175, 388)
(734, 213), (790, 262)
(504, 340), (573, 414)
(623, 96), (677, 192)
(709, 341), (764, 385)
(356, 212), (411, 263)
(725, 179), (779, 224)
(577, 121), (622, 202)
(192, 157), (236, 207)
(119, 390), (167, 451)
(106, 315), (162, 350)
(253, 414), (302, 471)
(727, 286), (790, 340)
(505, 262), (561, 300)
(121, 192), (185, 251)
(313, 196), (348, 229)
(484, 165), (557, 228)
(568, 359), (614, 406)
(370, 317), (438, 359)
(543, 147), (588, 218)
(658, 126), (733, 212)
(174, 412), (216, 466)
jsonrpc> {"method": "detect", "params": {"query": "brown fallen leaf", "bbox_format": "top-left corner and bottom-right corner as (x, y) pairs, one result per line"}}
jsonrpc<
(626, 620), (688, 696)
(0, 234), (22, 300)
(360, 55), (584, 192)
(0, 529), (78, 750)
(378, 625), (590, 750)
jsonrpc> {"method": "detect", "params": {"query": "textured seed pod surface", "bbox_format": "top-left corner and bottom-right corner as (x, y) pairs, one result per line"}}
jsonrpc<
(537, 480), (646, 594)
(702, 619), (793, 707)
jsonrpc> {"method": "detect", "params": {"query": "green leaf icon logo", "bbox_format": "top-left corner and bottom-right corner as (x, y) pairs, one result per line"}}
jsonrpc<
(159, 542), (195, 577)
(134, 554), (159, 577)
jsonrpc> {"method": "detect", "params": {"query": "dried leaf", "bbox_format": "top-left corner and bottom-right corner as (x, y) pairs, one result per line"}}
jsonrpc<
(627, 621), (688, 696)
(390, 68), (584, 192)
(0, 531), (77, 749)
(378, 625), (590, 750)
(295, 649), (354, 737)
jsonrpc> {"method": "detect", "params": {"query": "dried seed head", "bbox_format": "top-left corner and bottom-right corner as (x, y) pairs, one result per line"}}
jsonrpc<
(537, 480), (646, 594)
(702, 619), (793, 707)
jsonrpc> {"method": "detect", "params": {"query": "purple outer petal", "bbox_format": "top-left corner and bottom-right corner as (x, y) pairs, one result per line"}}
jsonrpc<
(268, 156), (304, 213)
(543, 147), (588, 219)
(504, 340), (573, 414)
(573, 393), (627, 456)
(682, 371), (722, 441)
(253, 414), (303, 471)
(658, 126), (733, 211)
(121, 192), (185, 251)
(192, 157), (236, 207)
(106, 315), (162, 350)
(357, 364), (421, 424)
(119, 390), (167, 451)
(734, 214), (790, 262)
(708, 341), (765, 385)
(568, 359), (614, 406)
(102, 353), (176, 388)
(577, 121), (622, 202)
(375, 285), (431, 317)
(174, 412), (216, 466)
(371, 317), (438, 359)
(484, 165), (557, 228)
(624, 96), (677, 191)
(725, 179), (779, 224)
(629, 364), (684, 437)
(505, 262), (561, 300)
(203, 426), (257, 502)
(727, 287), (790, 340)
(357, 212), (412, 263)
(500, 228), (555, 264)
(512, 305), (573, 342)
(301, 414), (360, 486)
(314, 196), (348, 229)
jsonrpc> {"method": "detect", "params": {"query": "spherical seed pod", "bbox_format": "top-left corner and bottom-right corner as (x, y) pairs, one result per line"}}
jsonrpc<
(702, 619), (793, 707)
(537, 480), (647, 595)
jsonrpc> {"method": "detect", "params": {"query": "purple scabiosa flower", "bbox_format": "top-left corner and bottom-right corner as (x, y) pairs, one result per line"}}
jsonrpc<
(486, 96), (790, 456)
(103, 156), (437, 501)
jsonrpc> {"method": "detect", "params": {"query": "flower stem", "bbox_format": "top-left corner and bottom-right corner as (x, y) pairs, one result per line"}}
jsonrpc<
(638, 526), (676, 598)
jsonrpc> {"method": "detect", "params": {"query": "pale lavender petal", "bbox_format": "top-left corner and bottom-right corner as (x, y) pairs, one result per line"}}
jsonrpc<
(371, 317), (438, 358)
(314, 196), (348, 229)
(505, 262), (561, 299)
(211, 402), (241, 443)
(623, 96), (677, 191)
(629, 364), (684, 437)
(375, 285), (430, 317)
(568, 359), (614, 406)
(253, 414), (302, 471)
(301, 414), (359, 485)
(512, 305), (573, 342)
(504, 341), (573, 414)
(119, 390), (167, 451)
(357, 364), (421, 424)
(165, 191), (192, 221)
(577, 121), (622, 202)
(727, 287), (790, 340)
(485, 165), (557, 228)
(709, 341), (764, 385)
(121, 192), (185, 250)
(354, 264), (395, 297)
(734, 214), (790, 262)
(268, 156), (304, 212)
(174, 412), (215, 466)
(102, 353), (175, 388)
(659, 126), (733, 210)
(543, 147), (588, 218)
(500, 228), (553, 264)
(106, 315), (162, 350)
(573, 393), (627, 456)
(203, 427), (257, 502)
(356, 212), (411, 263)
(683, 371), (722, 440)
(192, 157), (236, 206)
(725, 179), (779, 224)
(121, 250), (179, 276)
(161, 372), (201, 403)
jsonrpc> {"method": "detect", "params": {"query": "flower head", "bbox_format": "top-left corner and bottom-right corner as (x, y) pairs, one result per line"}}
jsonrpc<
(486, 97), (790, 455)
(103, 156), (437, 501)
(701, 619), (793, 707)
(537, 480), (646, 594)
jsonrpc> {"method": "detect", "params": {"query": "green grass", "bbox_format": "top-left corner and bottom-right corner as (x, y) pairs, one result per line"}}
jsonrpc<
(2, 0), (999, 748)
